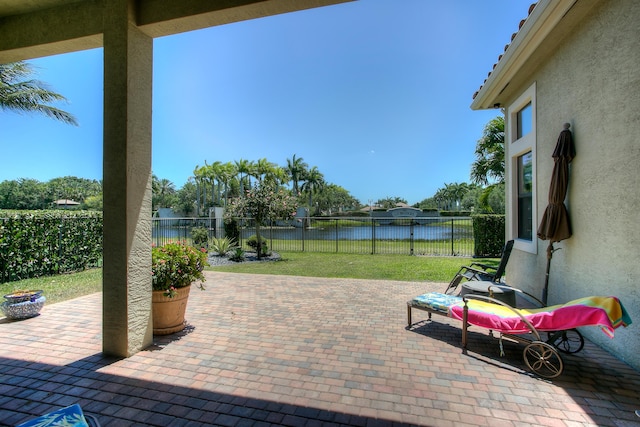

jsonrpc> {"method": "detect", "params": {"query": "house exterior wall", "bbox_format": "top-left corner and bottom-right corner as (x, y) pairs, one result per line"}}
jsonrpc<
(504, 0), (640, 370)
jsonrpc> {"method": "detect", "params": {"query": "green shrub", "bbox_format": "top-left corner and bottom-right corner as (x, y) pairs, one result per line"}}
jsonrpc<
(0, 210), (102, 283)
(440, 210), (472, 217)
(229, 247), (246, 262)
(472, 214), (505, 257)
(152, 241), (208, 297)
(191, 226), (209, 249)
(247, 234), (270, 256)
(210, 236), (238, 256)
(223, 218), (240, 244)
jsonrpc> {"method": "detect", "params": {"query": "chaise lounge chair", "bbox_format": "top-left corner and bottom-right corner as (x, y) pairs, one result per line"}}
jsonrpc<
(406, 290), (632, 378)
(444, 240), (514, 295)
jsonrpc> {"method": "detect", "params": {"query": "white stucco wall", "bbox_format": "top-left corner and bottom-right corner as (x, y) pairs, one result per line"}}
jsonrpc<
(505, 0), (640, 370)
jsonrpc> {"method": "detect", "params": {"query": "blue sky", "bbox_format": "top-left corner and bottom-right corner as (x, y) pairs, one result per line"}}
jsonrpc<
(1, 0), (531, 206)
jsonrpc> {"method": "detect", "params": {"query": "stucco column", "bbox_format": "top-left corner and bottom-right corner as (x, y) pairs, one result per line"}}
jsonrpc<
(102, 0), (153, 357)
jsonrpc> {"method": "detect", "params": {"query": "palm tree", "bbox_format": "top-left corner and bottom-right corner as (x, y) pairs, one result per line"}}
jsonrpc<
(204, 160), (222, 206)
(0, 61), (78, 125)
(471, 116), (505, 185)
(285, 154), (308, 195)
(193, 165), (208, 215)
(432, 188), (444, 211)
(266, 166), (289, 187)
(471, 116), (505, 212)
(151, 175), (176, 211)
(301, 166), (325, 214)
(254, 158), (275, 183)
(218, 162), (235, 206)
(234, 158), (252, 196)
(447, 182), (470, 211)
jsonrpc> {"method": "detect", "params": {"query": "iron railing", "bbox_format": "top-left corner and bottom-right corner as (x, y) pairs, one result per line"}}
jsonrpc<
(152, 216), (475, 257)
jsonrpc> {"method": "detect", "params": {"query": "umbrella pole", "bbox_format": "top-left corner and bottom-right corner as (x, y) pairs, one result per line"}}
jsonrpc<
(542, 242), (554, 305)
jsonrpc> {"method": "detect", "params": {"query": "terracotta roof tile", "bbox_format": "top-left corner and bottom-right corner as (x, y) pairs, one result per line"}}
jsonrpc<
(472, 2), (537, 100)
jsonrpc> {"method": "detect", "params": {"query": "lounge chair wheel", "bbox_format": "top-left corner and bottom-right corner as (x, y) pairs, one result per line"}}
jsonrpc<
(523, 341), (563, 378)
(547, 329), (584, 354)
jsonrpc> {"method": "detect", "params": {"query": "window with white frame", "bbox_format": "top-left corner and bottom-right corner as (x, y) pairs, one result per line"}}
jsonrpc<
(507, 83), (536, 253)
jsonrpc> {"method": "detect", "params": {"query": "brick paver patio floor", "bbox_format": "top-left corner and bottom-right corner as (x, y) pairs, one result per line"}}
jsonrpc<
(1, 271), (639, 426)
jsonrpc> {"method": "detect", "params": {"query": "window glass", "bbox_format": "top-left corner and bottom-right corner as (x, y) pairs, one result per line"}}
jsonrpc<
(517, 151), (533, 240)
(517, 102), (532, 139)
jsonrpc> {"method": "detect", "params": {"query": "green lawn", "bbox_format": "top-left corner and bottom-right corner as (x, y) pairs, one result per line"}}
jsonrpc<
(208, 251), (493, 283)
(0, 268), (102, 305)
(0, 253), (499, 305)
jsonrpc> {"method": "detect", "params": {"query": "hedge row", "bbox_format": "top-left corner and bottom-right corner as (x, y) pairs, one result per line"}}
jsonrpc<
(0, 210), (103, 283)
(472, 214), (506, 257)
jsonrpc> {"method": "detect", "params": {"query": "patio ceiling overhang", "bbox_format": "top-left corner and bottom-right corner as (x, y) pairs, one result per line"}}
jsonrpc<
(470, 0), (601, 111)
(0, 0), (352, 63)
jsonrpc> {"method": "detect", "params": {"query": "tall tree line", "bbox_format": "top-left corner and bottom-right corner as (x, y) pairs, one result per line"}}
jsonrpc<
(185, 155), (357, 217)
(0, 176), (102, 210)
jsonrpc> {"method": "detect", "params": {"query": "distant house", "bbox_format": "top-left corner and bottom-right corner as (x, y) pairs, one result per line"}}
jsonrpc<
(53, 199), (80, 209)
(471, 0), (639, 370)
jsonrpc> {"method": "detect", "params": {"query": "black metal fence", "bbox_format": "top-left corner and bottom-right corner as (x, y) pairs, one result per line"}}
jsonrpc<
(152, 216), (475, 257)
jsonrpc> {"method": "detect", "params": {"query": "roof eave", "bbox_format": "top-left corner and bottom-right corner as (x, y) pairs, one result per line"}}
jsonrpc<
(470, 0), (578, 111)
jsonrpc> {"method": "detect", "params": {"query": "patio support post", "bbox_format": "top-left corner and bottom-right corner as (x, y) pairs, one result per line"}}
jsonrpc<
(102, 0), (154, 357)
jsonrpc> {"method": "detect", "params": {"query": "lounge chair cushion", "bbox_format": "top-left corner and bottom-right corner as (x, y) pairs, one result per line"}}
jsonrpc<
(16, 404), (93, 427)
(410, 292), (462, 315)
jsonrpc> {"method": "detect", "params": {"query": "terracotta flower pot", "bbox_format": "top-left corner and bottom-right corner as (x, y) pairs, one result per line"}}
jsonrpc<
(152, 285), (191, 335)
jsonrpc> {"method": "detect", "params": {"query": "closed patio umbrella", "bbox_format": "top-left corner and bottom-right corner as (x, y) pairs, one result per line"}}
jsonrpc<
(537, 123), (575, 304)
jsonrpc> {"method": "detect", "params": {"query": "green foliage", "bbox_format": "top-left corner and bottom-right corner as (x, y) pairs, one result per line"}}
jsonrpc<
(224, 218), (241, 243)
(83, 194), (103, 211)
(0, 176), (102, 210)
(225, 182), (297, 226)
(440, 210), (472, 217)
(225, 182), (297, 259)
(246, 234), (270, 256)
(472, 214), (505, 256)
(152, 241), (209, 297)
(191, 226), (209, 249)
(210, 236), (238, 256)
(0, 210), (102, 283)
(152, 175), (178, 212)
(310, 183), (359, 215)
(0, 61), (78, 125)
(229, 247), (246, 262)
(471, 116), (505, 186)
(175, 180), (197, 215)
(332, 210), (369, 217)
(416, 197), (438, 210)
(477, 182), (506, 214)
(432, 182), (475, 211)
(375, 196), (408, 209)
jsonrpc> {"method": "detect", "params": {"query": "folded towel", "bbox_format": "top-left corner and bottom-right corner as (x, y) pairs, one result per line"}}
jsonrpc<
(449, 295), (632, 338)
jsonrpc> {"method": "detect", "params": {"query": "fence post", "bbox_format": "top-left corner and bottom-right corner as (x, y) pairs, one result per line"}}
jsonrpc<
(410, 220), (414, 256)
(371, 218), (376, 254)
(269, 220), (274, 252)
(450, 218), (454, 256)
(335, 219), (338, 253)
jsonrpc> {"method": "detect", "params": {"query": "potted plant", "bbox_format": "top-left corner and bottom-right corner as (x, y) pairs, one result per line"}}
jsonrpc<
(151, 241), (208, 335)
